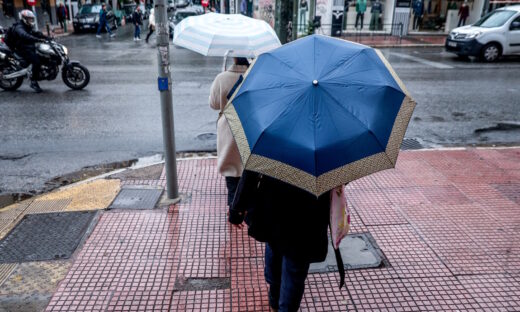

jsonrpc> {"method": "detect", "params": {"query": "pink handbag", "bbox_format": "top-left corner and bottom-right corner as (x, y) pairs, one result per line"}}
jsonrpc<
(330, 185), (351, 249)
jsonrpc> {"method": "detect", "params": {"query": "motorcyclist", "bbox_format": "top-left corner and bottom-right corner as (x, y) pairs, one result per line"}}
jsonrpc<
(9, 10), (49, 92)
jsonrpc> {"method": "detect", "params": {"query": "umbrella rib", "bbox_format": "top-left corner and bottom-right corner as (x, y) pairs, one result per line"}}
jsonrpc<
(319, 87), (390, 157)
(262, 53), (308, 82)
(320, 49), (367, 82)
(249, 88), (310, 165)
(325, 81), (404, 96)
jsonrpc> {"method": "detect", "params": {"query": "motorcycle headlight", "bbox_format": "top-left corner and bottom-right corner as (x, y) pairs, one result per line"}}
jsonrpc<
(467, 31), (482, 39)
(39, 43), (52, 52)
(62, 46), (68, 55)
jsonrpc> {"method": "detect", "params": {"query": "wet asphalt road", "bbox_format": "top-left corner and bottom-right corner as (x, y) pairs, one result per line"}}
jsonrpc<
(1, 25), (519, 194)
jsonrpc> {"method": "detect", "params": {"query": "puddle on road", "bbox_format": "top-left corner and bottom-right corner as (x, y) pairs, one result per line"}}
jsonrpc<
(475, 122), (520, 134)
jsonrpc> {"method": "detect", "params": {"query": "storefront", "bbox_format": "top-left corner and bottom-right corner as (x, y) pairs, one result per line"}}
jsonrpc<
(408, 0), (487, 33)
(0, 0), (59, 27)
(284, 0), (489, 37)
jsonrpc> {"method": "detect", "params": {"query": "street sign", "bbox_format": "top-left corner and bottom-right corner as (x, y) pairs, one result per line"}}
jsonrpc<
(27, 0), (36, 6)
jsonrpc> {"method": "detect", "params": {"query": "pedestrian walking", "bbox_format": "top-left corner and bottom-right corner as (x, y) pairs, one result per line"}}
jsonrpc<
(132, 5), (143, 41)
(458, 0), (470, 26)
(96, 4), (115, 38)
(56, 2), (67, 30)
(208, 57), (249, 207)
(229, 171), (331, 312)
(145, 8), (155, 43)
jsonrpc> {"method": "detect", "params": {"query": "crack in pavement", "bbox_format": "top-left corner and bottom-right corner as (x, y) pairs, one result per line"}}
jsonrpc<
(0, 154), (32, 161)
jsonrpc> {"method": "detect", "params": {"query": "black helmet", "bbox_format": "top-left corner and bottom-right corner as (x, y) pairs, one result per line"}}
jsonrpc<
(19, 10), (36, 28)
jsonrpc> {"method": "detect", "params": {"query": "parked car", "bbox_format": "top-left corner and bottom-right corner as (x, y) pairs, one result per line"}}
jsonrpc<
(445, 5), (520, 62)
(73, 4), (118, 32)
(175, 0), (191, 9)
(169, 8), (199, 38)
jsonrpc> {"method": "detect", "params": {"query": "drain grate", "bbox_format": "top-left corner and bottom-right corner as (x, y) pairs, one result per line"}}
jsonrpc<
(110, 188), (163, 209)
(0, 211), (96, 263)
(400, 138), (423, 150)
(174, 277), (230, 291)
(309, 233), (384, 273)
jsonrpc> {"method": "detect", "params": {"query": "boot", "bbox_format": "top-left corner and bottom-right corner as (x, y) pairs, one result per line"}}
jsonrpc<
(30, 80), (42, 93)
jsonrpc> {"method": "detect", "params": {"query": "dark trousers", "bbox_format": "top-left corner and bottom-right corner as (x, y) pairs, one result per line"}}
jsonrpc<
(225, 176), (240, 207)
(264, 244), (310, 312)
(145, 26), (154, 42)
(355, 12), (364, 28)
(134, 25), (141, 38)
(458, 16), (467, 27)
(96, 20), (112, 35)
(18, 48), (40, 81)
(59, 18), (65, 29)
(413, 14), (421, 29)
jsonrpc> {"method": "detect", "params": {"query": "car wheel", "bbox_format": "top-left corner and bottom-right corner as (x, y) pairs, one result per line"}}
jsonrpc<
(480, 43), (501, 62)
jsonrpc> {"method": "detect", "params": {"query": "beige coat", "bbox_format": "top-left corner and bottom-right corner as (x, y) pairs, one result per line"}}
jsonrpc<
(209, 64), (248, 177)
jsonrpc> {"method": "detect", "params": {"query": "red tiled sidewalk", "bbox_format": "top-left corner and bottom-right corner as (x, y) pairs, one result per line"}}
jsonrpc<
(45, 148), (520, 311)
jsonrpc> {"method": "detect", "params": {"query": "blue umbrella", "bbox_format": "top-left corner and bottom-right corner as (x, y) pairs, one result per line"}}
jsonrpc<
(224, 35), (416, 196)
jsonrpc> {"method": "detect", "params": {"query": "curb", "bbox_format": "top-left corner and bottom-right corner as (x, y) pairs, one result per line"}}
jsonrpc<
(370, 43), (445, 48)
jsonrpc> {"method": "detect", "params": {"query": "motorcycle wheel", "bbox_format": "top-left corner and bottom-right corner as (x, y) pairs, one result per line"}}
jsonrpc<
(0, 66), (24, 91)
(62, 63), (90, 90)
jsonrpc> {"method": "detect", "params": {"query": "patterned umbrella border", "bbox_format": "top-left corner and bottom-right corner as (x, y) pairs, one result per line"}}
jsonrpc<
(223, 38), (417, 196)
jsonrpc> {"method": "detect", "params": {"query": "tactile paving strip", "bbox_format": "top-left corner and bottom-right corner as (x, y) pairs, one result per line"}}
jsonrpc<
(0, 263), (17, 285)
(24, 199), (71, 215)
(0, 261), (71, 295)
(110, 188), (163, 209)
(0, 211), (96, 263)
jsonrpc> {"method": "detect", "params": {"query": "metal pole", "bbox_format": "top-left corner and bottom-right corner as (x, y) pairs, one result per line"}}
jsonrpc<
(155, 0), (179, 199)
(32, 6), (39, 31)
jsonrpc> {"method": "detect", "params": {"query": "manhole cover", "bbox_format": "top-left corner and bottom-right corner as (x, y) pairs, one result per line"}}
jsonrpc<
(110, 188), (163, 209)
(174, 277), (230, 291)
(400, 138), (423, 150)
(309, 233), (384, 273)
(0, 211), (96, 263)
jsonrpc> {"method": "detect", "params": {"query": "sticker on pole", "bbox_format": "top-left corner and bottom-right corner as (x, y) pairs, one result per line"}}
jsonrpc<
(158, 77), (169, 91)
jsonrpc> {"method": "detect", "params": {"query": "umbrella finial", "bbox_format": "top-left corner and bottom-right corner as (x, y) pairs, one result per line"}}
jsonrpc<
(313, 80), (318, 86)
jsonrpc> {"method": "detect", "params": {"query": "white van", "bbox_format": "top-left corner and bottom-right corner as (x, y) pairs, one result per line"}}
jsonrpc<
(445, 5), (520, 62)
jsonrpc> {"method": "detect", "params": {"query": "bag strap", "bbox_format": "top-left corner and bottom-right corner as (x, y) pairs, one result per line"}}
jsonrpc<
(334, 244), (345, 289)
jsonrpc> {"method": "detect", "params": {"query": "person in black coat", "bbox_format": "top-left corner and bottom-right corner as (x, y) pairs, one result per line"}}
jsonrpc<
(132, 6), (143, 41)
(229, 171), (330, 312)
(8, 10), (49, 92)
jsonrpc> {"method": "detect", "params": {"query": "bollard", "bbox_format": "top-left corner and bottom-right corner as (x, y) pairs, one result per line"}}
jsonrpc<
(46, 23), (51, 37)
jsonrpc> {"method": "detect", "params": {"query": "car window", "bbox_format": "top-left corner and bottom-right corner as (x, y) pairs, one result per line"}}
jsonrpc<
(79, 5), (101, 14)
(473, 10), (516, 28)
(511, 15), (520, 30)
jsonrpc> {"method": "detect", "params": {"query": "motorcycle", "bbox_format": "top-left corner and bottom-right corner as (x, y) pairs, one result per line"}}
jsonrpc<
(0, 38), (90, 91)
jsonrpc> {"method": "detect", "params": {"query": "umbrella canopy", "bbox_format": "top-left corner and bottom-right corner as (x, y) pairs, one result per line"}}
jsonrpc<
(172, 13), (281, 58)
(224, 35), (416, 196)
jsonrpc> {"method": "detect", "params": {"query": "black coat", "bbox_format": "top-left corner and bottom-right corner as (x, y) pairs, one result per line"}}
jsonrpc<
(229, 171), (330, 263)
(8, 22), (46, 51)
(132, 11), (143, 25)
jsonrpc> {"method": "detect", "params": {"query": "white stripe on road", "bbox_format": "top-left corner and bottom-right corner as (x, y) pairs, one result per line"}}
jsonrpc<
(390, 52), (454, 69)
